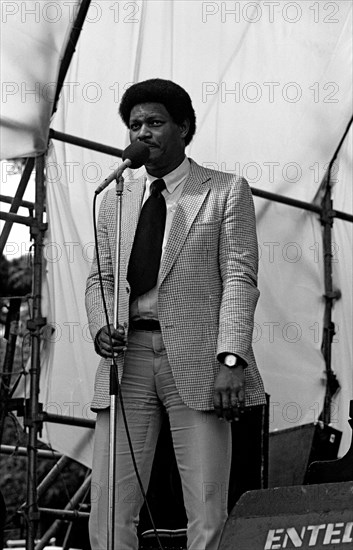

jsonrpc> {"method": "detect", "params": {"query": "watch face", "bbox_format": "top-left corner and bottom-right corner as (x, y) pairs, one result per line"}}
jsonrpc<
(225, 355), (237, 367)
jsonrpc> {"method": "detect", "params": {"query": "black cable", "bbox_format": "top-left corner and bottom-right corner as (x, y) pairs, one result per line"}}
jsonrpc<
(92, 192), (164, 550)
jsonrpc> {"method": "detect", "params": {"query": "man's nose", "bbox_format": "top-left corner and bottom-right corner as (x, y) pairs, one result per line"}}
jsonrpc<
(137, 123), (152, 140)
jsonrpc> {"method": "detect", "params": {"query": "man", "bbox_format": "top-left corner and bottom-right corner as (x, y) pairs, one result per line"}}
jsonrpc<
(85, 78), (265, 550)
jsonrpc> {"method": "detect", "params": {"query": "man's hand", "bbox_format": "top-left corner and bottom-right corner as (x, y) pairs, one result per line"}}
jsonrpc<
(95, 324), (127, 358)
(213, 364), (245, 422)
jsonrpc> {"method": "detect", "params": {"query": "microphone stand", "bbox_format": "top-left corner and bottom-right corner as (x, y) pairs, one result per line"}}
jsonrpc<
(108, 173), (124, 550)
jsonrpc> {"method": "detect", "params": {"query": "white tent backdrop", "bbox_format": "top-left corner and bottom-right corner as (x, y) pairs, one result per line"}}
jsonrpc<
(0, 0), (81, 159)
(2, 1), (352, 467)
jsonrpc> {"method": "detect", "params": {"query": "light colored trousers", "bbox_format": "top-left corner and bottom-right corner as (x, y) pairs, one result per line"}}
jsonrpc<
(89, 329), (231, 550)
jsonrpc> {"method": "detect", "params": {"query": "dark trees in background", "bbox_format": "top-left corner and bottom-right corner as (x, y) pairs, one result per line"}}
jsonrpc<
(0, 253), (88, 546)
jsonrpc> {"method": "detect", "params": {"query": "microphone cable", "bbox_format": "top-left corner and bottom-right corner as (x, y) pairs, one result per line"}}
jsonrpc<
(92, 191), (165, 550)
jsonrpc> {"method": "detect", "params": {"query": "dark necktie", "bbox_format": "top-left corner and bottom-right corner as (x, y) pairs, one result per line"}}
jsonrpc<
(127, 179), (166, 299)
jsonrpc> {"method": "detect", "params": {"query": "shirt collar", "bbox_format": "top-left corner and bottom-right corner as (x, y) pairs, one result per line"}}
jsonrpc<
(146, 156), (190, 194)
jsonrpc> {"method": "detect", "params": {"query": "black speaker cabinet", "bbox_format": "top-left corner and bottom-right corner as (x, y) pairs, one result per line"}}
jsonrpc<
(138, 400), (269, 537)
(219, 481), (353, 550)
(268, 422), (342, 487)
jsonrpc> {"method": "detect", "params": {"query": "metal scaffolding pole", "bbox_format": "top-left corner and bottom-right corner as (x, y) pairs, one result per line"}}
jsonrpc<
(34, 474), (91, 550)
(0, 445), (61, 460)
(320, 116), (353, 423)
(0, 158), (35, 256)
(25, 154), (47, 550)
(320, 173), (336, 424)
(51, 0), (92, 116)
(49, 129), (123, 158)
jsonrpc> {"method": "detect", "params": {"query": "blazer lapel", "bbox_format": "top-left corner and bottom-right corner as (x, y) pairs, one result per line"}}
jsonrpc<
(119, 175), (145, 278)
(159, 161), (211, 286)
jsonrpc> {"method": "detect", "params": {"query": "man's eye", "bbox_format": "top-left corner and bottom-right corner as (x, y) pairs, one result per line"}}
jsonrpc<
(150, 120), (163, 126)
(130, 124), (140, 131)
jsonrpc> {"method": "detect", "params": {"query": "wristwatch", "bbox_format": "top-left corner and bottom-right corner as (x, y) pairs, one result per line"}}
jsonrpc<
(223, 354), (238, 368)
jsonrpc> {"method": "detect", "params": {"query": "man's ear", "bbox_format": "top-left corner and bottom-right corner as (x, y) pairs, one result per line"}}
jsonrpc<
(179, 119), (190, 140)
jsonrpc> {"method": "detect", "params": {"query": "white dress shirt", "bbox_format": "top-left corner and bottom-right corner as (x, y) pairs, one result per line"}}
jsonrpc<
(130, 156), (190, 321)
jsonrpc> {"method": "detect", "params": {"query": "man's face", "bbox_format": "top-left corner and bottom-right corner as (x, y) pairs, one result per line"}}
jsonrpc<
(128, 102), (189, 177)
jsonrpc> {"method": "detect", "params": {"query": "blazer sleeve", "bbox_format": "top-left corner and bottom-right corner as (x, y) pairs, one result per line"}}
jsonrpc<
(85, 192), (115, 343)
(217, 176), (260, 365)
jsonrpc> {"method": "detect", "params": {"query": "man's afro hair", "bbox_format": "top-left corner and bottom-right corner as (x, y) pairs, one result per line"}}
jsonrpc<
(119, 78), (196, 146)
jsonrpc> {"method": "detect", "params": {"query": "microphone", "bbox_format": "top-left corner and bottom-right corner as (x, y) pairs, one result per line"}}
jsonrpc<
(95, 141), (150, 194)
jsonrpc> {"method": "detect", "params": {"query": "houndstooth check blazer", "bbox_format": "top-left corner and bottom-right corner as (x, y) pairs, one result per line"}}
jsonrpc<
(85, 159), (266, 411)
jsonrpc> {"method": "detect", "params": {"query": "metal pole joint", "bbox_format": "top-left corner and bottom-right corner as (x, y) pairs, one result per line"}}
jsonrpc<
(320, 204), (335, 226)
(24, 400), (44, 434)
(27, 511), (41, 522)
(30, 222), (48, 236)
(26, 317), (47, 332)
(325, 321), (336, 342)
(323, 289), (341, 302)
